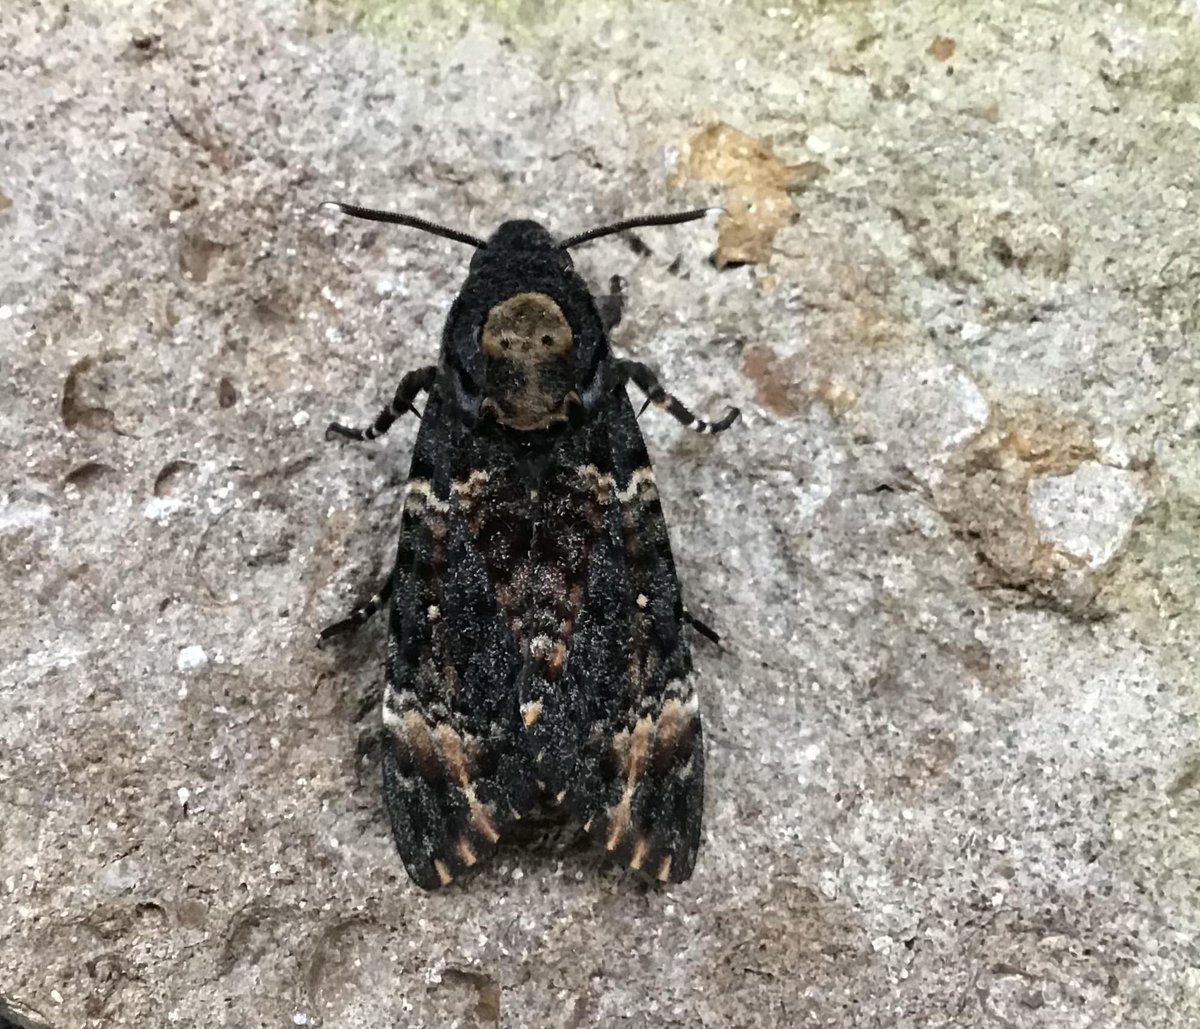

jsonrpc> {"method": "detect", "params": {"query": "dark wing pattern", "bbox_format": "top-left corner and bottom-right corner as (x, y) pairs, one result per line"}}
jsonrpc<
(564, 392), (704, 883)
(381, 387), (703, 887)
(380, 391), (527, 888)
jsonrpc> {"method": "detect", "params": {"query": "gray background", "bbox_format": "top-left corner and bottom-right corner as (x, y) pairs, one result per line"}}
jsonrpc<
(2, 0), (1198, 1025)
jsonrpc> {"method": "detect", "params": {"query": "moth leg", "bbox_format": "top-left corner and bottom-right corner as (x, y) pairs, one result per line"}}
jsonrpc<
(326, 365), (437, 443)
(682, 608), (722, 648)
(317, 569), (394, 647)
(615, 359), (740, 435)
(597, 275), (626, 333)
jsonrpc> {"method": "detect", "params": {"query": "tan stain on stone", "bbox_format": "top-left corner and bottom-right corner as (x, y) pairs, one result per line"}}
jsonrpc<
(741, 344), (800, 417)
(927, 36), (956, 61)
(738, 301), (901, 420)
(812, 375), (859, 415)
(724, 203), (915, 419)
(935, 404), (1104, 611)
(670, 122), (825, 267)
(1096, 487), (1199, 645)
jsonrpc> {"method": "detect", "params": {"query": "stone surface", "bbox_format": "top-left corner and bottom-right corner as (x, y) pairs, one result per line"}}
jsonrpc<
(2, 0), (1199, 1026)
(1028, 462), (1149, 568)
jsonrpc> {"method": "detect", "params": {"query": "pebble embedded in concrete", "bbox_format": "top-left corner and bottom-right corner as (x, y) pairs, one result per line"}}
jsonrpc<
(176, 645), (209, 672)
(1027, 461), (1149, 568)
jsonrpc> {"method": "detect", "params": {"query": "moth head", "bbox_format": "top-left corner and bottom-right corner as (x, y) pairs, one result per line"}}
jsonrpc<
(477, 220), (567, 262)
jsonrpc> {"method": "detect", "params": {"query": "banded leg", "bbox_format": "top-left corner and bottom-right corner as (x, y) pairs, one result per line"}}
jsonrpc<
(326, 365), (437, 443)
(616, 359), (740, 435)
(317, 569), (394, 646)
(597, 275), (626, 333)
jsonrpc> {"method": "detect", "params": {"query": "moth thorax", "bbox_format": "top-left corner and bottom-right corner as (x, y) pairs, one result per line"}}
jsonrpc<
(480, 291), (579, 430)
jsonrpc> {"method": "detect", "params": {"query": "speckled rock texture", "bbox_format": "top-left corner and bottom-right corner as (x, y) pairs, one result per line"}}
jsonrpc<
(2, 1), (1199, 1026)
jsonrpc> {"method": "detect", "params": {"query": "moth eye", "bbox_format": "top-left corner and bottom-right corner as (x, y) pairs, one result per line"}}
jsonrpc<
(541, 334), (553, 347)
(500, 337), (512, 351)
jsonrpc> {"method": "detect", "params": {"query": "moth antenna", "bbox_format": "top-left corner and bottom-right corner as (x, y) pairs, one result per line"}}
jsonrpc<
(320, 201), (488, 249)
(559, 207), (723, 250)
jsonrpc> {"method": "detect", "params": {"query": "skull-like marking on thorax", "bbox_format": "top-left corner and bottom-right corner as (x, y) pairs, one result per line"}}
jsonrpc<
(480, 292), (578, 430)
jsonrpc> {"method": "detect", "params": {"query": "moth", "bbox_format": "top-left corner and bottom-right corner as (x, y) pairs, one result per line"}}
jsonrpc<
(319, 201), (738, 888)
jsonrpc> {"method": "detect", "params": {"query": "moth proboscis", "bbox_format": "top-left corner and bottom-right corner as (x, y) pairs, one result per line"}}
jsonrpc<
(318, 199), (738, 889)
